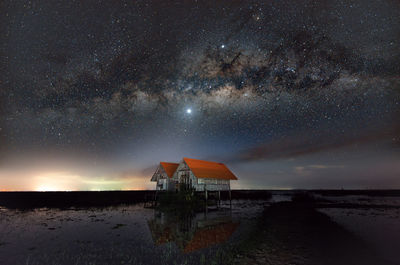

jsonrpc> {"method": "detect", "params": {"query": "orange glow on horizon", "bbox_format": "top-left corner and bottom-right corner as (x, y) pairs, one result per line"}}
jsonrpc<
(1, 166), (180, 191)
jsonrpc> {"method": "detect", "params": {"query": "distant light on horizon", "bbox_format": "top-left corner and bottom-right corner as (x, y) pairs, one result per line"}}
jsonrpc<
(36, 184), (59, 192)
(34, 172), (81, 191)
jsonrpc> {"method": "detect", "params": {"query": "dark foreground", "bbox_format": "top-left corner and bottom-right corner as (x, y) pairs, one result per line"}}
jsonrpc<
(1, 190), (399, 265)
(235, 201), (396, 265)
(0, 190), (272, 209)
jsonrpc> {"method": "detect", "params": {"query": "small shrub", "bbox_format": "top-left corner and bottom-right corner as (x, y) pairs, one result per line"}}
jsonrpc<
(157, 187), (205, 212)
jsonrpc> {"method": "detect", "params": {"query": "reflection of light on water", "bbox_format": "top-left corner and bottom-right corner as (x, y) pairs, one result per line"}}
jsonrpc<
(0, 200), (269, 264)
(148, 209), (240, 253)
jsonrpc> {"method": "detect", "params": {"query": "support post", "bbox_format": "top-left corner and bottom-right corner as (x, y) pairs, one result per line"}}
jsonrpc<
(229, 182), (232, 209)
(154, 189), (158, 208)
(205, 186), (208, 213)
(218, 190), (221, 208)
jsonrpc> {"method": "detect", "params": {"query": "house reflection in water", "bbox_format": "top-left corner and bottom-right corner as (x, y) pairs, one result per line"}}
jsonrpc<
(147, 210), (239, 253)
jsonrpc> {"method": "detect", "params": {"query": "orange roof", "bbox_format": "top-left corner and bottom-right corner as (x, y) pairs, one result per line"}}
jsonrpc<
(183, 222), (239, 253)
(183, 158), (238, 180)
(160, 162), (179, 178)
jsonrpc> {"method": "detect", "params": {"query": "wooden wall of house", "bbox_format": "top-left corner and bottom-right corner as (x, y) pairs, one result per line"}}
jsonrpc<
(151, 166), (162, 182)
(152, 165), (177, 191)
(189, 171), (231, 191)
(172, 161), (190, 183)
(166, 177), (176, 191)
(171, 161), (232, 192)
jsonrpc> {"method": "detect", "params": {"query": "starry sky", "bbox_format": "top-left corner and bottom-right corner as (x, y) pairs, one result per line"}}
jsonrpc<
(0, 0), (399, 191)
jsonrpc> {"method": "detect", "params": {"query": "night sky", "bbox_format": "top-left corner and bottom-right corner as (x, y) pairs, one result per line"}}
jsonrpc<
(0, 0), (399, 191)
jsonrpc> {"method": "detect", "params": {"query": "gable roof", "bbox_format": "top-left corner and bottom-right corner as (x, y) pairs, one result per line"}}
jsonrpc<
(183, 157), (238, 180)
(160, 162), (179, 178)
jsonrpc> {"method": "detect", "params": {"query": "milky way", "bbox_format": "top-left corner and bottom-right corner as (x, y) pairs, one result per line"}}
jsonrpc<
(0, 0), (399, 190)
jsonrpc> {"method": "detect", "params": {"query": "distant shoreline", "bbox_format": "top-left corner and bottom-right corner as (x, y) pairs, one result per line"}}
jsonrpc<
(1, 189), (400, 209)
(0, 190), (272, 209)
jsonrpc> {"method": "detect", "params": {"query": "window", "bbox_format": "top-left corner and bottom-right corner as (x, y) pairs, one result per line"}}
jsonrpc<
(207, 179), (217, 184)
(198, 179), (223, 184)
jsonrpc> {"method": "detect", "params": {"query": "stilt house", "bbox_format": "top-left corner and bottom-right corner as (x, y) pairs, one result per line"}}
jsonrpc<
(151, 157), (238, 192)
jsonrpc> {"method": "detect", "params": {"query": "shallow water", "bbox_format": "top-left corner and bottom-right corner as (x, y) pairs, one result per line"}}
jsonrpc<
(2, 193), (399, 265)
(318, 196), (400, 265)
(0, 200), (268, 265)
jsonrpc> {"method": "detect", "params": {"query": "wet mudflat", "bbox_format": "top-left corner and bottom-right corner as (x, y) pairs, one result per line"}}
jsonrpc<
(234, 193), (400, 265)
(0, 199), (267, 265)
(234, 202), (394, 265)
(318, 196), (400, 265)
(1, 191), (400, 265)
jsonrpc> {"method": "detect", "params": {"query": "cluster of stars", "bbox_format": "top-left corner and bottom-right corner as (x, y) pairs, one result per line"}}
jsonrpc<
(0, 0), (398, 172)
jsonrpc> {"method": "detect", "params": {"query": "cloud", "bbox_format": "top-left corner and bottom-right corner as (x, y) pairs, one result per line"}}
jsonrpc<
(227, 124), (399, 163)
(308, 164), (345, 169)
(294, 164), (345, 176)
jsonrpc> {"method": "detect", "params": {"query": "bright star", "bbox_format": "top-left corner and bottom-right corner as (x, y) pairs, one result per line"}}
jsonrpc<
(221, 44), (225, 49)
(186, 108), (192, 114)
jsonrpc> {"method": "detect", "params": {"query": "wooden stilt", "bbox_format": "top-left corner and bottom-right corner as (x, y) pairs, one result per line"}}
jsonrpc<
(154, 190), (158, 208)
(218, 190), (221, 208)
(229, 183), (232, 209)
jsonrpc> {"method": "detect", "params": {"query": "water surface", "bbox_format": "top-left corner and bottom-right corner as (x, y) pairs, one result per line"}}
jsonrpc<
(0, 200), (268, 265)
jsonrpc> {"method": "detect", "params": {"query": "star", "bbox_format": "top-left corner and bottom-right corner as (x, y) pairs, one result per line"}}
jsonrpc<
(0, 0), (398, 192)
